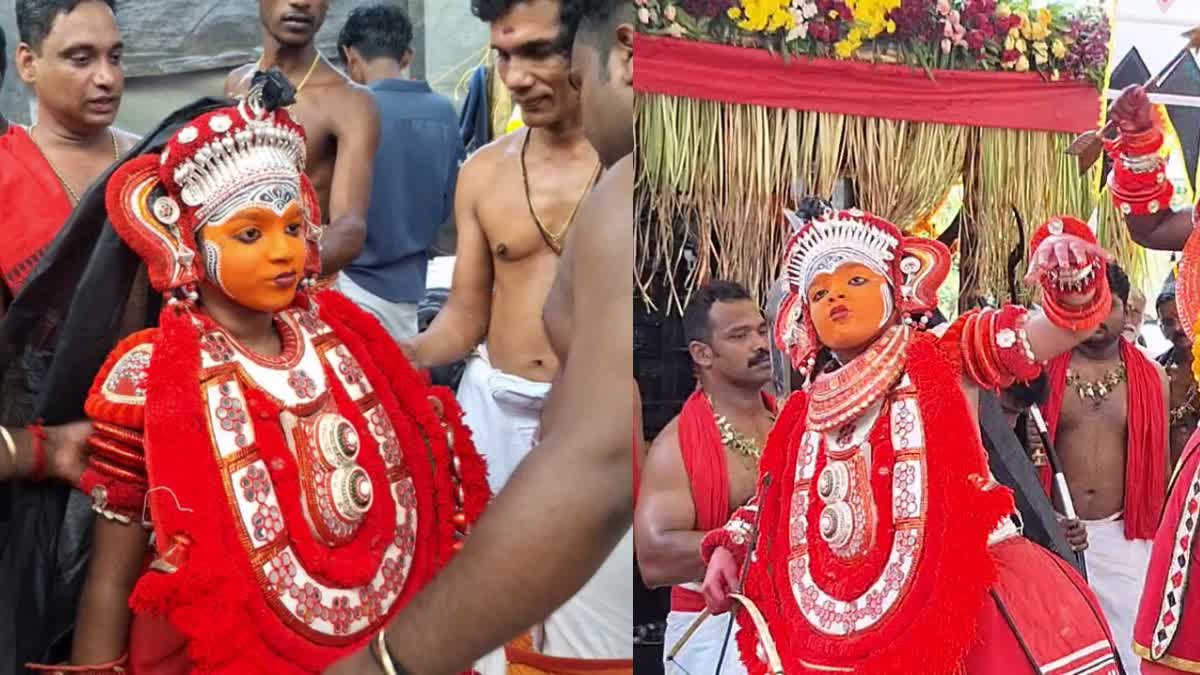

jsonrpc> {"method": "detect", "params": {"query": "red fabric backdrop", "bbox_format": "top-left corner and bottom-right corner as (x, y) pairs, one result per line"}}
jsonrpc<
(634, 35), (1103, 134)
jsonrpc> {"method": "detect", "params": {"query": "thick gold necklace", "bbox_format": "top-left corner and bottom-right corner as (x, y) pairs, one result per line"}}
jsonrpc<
(520, 129), (601, 255)
(1066, 364), (1126, 408)
(709, 394), (774, 469)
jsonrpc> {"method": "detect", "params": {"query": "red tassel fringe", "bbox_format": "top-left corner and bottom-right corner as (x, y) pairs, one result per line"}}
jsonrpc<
(735, 333), (1014, 675)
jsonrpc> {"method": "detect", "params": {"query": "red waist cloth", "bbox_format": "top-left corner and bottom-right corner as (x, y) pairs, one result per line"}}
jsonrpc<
(1041, 339), (1167, 541)
(0, 125), (72, 294)
(1133, 431), (1200, 673)
(964, 537), (1120, 675)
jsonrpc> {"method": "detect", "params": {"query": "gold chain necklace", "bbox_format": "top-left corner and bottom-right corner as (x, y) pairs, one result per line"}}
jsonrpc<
(1066, 364), (1126, 408)
(254, 51), (322, 109)
(711, 396), (775, 469)
(520, 129), (600, 256)
(29, 125), (120, 204)
(1170, 385), (1198, 426)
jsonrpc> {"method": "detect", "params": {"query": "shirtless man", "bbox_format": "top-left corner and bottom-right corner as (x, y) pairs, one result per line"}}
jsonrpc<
(324, 2), (634, 672)
(1154, 277), (1196, 470)
(406, 0), (604, 493)
(225, 0), (378, 277)
(635, 280), (773, 674)
(1040, 262), (1169, 674)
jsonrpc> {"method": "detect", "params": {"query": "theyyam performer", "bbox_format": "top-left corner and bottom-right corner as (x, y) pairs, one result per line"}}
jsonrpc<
(1102, 79), (1200, 674)
(701, 209), (1122, 674)
(26, 71), (489, 674)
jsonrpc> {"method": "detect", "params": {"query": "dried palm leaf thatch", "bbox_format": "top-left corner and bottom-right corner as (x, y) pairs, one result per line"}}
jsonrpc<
(635, 93), (844, 312)
(844, 116), (967, 231)
(961, 128), (1102, 305)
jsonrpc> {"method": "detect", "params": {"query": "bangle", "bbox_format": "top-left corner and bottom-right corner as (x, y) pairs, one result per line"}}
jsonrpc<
(0, 426), (16, 472)
(372, 631), (405, 675)
(29, 422), (47, 481)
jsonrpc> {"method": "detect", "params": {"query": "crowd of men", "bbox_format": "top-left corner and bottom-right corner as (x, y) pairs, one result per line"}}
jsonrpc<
(0, 0), (635, 673)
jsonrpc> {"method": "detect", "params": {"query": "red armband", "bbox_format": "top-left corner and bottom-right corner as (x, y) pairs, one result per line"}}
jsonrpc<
(1105, 122), (1174, 217)
(29, 422), (47, 481)
(700, 504), (757, 569)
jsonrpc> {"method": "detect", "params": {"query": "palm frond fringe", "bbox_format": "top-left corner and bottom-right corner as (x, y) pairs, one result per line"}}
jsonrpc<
(636, 93), (1142, 312)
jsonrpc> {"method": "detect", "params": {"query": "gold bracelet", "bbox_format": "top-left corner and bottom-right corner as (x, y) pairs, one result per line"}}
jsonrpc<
(0, 426), (16, 471)
(374, 631), (399, 675)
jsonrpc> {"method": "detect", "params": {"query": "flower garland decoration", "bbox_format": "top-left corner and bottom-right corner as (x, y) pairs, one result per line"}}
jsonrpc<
(638, 0), (1111, 86)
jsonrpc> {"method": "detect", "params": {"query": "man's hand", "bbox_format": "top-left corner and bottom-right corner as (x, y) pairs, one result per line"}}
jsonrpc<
(701, 547), (739, 615)
(1110, 85), (1155, 134)
(1063, 518), (1089, 552)
(45, 420), (93, 485)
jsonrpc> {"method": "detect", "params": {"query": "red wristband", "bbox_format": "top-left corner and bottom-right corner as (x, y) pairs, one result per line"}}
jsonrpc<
(29, 422), (47, 481)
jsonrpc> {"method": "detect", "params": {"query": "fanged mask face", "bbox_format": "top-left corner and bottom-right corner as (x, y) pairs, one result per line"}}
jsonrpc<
(807, 263), (893, 351)
(199, 200), (307, 312)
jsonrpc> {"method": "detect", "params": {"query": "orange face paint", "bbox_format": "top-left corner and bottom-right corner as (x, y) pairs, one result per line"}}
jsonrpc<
(807, 263), (893, 351)
(198, 202), (307, 313)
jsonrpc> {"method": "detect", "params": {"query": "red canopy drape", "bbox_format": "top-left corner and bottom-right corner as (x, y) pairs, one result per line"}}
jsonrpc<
(633, 34), (1103, 134)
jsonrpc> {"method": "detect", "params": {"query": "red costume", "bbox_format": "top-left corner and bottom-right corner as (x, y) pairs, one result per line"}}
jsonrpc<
(700, 211), (1120, 674)
(1108, 108), (1200, 674)
(0, 125), (74, 295)
(39, 75), (489, 674)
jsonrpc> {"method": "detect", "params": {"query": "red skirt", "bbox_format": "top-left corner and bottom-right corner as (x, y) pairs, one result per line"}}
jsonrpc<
(964, 537), (1120, 675)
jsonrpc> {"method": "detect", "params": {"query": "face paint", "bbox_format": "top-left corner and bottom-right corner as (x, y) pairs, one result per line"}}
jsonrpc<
(806, 263), (893, 351)
(198, 201), (306, 312)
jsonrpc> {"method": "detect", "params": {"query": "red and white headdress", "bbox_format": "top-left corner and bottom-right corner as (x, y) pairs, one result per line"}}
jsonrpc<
(774, 208), (951, 376)
(106, 74), (322, 299)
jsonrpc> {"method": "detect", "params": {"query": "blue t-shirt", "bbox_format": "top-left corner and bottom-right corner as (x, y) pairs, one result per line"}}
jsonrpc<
(345, 79), (464, 303)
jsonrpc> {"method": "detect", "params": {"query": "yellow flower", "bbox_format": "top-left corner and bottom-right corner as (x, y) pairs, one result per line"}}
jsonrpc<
(886, 19), (896, 34)
(1051, 38), (1067, 59)
(1051, 69), (1061, 81)
(1016, 38), (1027, 53)
(1033, 41), (1048, 65)
(996, 4), (1012, 19)
(1037, 8), (1052, 27)
(1016, 54), (1030, 72)
(728, 7), (742, 19)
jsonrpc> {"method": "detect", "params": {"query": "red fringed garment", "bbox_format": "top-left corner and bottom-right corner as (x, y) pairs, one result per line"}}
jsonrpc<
(78, 291), (489, 673)
(705, 328), (1119, 674)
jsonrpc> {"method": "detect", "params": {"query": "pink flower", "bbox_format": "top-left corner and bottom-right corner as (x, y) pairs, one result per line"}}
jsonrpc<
(966, 29), (986, 50)
(664, 5), (677, 21)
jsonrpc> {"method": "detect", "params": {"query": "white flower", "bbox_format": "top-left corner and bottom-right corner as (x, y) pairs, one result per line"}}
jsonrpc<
(802, 1), (819, 19)
(664, 5), (676, 21)
(787, 15), (810, 41)
(667, 22), (685, 38)
(638, 7), (651, 23)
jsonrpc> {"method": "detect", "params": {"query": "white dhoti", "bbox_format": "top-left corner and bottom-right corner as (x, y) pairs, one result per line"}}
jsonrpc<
(457, 345), (552, 493)
(1082, 513), (1153, 675)
(663, 598), (749, 675)
(460, 345), (632, 668)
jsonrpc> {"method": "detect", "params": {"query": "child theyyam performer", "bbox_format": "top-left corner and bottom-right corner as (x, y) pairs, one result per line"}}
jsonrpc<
(701, 209), (1121, 674)
(28, 72), (489, 674)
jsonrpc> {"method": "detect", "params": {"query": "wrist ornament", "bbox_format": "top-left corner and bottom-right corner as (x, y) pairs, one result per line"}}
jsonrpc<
(25, 654), (128, 674)
(1105, 121), (1173, 217)
(29, 421), (47, 480)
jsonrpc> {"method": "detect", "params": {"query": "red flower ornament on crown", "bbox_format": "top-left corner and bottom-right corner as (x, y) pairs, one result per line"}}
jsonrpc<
(774, 208), (951, 378)
(105, 72), (323, 300)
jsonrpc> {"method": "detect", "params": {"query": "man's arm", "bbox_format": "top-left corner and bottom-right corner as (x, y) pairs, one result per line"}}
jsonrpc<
(318, 87), (378, 275)
(326, 157), (634, 675)
(69, 519), (149, 663)
(407, 153), (494, 368)
(1124, 210), (1194, 252)
(634, 419), (707, 589)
